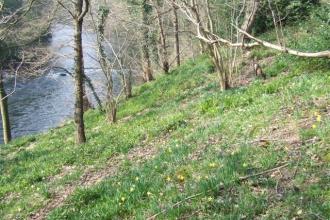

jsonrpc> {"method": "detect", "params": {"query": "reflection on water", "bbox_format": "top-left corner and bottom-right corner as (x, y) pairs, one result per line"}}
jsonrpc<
(0, 24), (119, 142)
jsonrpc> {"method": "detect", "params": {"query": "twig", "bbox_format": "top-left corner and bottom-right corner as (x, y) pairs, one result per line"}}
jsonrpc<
(147, 192), (204, 220)
(148, 163), (290, 219)
(309, 212), (326, 220)
(293, 151), (302, 179)
(1, 54), (25, 101)
(239, 163), (289, 181)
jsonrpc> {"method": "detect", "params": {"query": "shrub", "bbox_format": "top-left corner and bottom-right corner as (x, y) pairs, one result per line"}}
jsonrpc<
(254, 0), (319, 34)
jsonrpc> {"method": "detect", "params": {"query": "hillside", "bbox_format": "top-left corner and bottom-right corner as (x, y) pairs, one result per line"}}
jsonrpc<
(1, 8), (330, 219)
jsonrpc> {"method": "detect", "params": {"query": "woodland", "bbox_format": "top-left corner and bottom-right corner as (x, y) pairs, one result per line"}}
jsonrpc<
(0, 0), (329, 219)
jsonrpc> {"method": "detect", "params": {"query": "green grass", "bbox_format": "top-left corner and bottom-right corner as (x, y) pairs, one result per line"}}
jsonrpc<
(1, 6), (330, 220)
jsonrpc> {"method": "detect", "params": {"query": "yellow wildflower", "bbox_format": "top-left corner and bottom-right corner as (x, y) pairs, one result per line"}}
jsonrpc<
(297, 209), (303, 215)
(135, 177), (139, 181)
(177, 174), (185, 182)
(312, 124), (317, 129)
(209, 162), (217, 168)
(243, 163), (248, 168)
(130, 187), (135, 192)
(121, 197), (126, 202)
(316, 115), (322, 122)
(166, 176), (172, 182)
(207, 197), (214, 202)
(147, 191), (153, 197)
(168, 148), (172, 153)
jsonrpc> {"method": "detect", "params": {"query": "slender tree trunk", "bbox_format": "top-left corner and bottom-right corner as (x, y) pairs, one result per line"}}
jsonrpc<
(155, 1), (169, 73)
(73, 1), (87, 144)
(122, 69), (132, 99)
(84, 74), (102, 109)
(106, 82), (116, 123)
(97, 6), (117, 123)
(0, 72), (11, 144)
(81, 79), (92, 112)
(240, 0), (260, 42)
(191, 0), (207, 53)
(141, 0), (154, 82)
(171, 0), (180, 66)
(206, 0), (230, 89)
(206, 0), (214, 33)
(188, 0), (230, 90)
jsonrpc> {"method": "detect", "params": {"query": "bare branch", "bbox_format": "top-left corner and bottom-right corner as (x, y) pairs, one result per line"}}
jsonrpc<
(78, 0), (90, 21)
(1, 54), (25, 101)
(57, 0), (76, 19)
(236, 26), (330, 58)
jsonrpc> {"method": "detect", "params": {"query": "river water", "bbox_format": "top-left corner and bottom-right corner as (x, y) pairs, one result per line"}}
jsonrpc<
(0, 24), (120, 142)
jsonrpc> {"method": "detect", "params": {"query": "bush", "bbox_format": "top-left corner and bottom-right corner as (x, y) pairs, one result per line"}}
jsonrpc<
(254, 0), (319, 34)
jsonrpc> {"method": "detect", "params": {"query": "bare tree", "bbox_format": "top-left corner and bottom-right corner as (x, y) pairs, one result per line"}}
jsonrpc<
(171, 0), (180, 66)
(141, 0), (154, 82)
(240, 0), (259, 42)
(174, 0), (330, 58)
(153, 0), (170, 73)
(95, 5), (118, 122)
(171, 0), (329, 92)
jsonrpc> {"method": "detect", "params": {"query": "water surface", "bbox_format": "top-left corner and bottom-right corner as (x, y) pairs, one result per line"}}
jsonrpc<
(0, 24), (119, 142)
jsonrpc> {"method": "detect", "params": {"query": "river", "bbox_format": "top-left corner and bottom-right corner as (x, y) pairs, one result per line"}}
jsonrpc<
(0, 24), (121, 143)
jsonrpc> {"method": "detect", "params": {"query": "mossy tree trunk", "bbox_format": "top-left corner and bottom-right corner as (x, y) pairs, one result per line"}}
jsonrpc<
(155, 0), (169, 74)
(141, 0), (154, 82)
(73, 0), (89, 144)
(171, 0), (181, 67)
(97, 6), (117, 123)
(0, 72), (11, 144)
(122, 69), (132, 99)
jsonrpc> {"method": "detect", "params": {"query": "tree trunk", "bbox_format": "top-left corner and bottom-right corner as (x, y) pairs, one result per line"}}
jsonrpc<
(141, 0), (154, 82)
(206, 0), (214, 33)
(155, 1), (169, 74)
(97, 6), (117, 123)
(0, 72), (11, 144)
(84, 74), (102, 109)
(73, 1), (87, 144)
(82, 84), (92, 112)
(122, 69), (132, 99)
(106, 93), (117, 123)
(105, 68), (116, 123)
(240, 0), (260, 42)
(172, 0), (180, 66)
(191, 0), (207, 54)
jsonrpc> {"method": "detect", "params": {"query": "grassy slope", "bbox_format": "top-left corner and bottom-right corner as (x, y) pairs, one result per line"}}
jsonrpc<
(1, 6), (330, 220)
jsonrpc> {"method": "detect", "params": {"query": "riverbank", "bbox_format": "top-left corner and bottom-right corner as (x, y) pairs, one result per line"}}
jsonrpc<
(0, 24), (108, 143)
(1, 9), (330, 219)
(1, 50), (329, 218)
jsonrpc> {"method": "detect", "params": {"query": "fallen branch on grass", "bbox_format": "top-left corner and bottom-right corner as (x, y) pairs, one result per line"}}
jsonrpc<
(239, 163), (289, 181)
(148, 163), (289, 219)
(147, 192), (204, 220)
